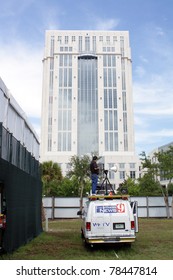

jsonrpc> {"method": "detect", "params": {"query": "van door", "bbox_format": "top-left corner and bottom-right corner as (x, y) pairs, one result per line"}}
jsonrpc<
(131, 201), (138, 233)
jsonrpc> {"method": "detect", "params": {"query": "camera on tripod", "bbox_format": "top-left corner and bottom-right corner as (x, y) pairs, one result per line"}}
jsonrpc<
(103, 169), (108, 175)
(96, 167), (116, 195)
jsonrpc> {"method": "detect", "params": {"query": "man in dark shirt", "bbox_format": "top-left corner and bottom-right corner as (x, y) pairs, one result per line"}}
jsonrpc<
(90, 156), (99, 195)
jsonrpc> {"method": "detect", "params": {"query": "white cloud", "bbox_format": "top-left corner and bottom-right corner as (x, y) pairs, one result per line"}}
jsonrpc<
(134, 66), (146, 78)
(94, 18), (120, 30)
(0, 41), (43, 120)
(133, 66), (173, 153)
(0, 0), (35, 17)
(135, 128), (173, 154)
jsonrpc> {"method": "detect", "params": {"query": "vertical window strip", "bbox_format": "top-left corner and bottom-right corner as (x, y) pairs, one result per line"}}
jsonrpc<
(124, 133), (128, 151)
(79, 36), (82, 52)
(92, 36), (96, 52)
(57, 54), (73, 152)
(50, 36), (55, 56)
(85, 36), (90, 52)
(77, 57), (98, 155)
(123, 112), (127, 132)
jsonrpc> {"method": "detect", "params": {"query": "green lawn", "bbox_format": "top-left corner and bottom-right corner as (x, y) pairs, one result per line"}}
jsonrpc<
(1, 218), (173, 260)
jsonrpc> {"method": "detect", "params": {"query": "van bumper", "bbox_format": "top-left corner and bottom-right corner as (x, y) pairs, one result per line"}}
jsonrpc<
(85, 236), (136, 244)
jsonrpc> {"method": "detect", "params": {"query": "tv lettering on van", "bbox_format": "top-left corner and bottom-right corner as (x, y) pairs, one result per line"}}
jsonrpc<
(95, 204), (125, 214)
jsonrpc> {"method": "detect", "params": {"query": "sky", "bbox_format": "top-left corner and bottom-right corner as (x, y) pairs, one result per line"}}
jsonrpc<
(0, 0), (173, 156)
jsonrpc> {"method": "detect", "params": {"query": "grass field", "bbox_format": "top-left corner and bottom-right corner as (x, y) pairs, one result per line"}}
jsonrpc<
(1, 218), (173, 260)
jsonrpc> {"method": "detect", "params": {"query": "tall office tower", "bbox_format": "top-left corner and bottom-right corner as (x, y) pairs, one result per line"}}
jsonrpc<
(41, 30), (140, 188)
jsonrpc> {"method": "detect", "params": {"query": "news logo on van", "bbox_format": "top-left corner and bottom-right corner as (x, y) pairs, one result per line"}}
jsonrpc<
(95, 204), (125, 214)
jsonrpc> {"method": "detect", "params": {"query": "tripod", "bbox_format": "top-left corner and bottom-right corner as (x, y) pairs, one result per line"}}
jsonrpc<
(97, 170), (115, 195)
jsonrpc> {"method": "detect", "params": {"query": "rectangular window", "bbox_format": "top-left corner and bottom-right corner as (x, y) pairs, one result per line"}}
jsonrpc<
(105, 132), (108, 151)
(59, 55), (63, 66)
(85, 36), (90, 51)
(106, 36), (110, 43)
(109, 110), (113, 130)
(50, 36), (54, 56)
(130, 163), (136, 169)
(65, 36), (69, 44)
(68, 68), (72, 87)
(122, 72), (126, 90)
(48, 134), (52, 151)
(103, 55), (107, 67)
(79, 36), (82, 52)
(108, 89), (112, 108)
(130, 171), (136, 179)
(113, 69), (116, 87)
(113, 89), (117, 108)
(104, 89), (108, 108)
(104, 110), (108, 130)
(123, 112), (127, 132)
(114, 132), (118, 150)
(120, 37), (124, 56)
(122, 91), (127, 111)
(64, 68), (67, 87)
(104, 68), (107, 87)
(113, 110), (118, 130)
(119, 163), (125, 169)
(112, 55), (116, 67)
(124, 133), (128, 151)
(59, 68), (63, 87)
(108, 68), (112, 87)
(92, 36), (96, 52)
(120, 171), (125, 180)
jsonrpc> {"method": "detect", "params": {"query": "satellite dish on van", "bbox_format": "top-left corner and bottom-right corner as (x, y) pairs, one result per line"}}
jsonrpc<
(110, 165), (118, 173)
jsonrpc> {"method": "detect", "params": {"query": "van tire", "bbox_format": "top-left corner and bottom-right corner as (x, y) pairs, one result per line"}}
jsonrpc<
(81, 228), (84, 239)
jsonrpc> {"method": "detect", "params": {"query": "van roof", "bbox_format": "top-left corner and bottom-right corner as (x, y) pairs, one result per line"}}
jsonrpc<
(88, 194), (129, 201)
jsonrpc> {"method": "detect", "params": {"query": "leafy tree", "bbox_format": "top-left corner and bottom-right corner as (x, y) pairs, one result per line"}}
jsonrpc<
(137, 173), (162, 196)
(155, 146), (173, 185)
(58, 177), (79, 197)
(117, 178), (140, 196)
(140, 148), (173, 218)
(67, 155), (91, 212)
(154, 147), (173, 218)
(40, 161), (63, 196)
(58, 177), (90, 197)
(124, 178), (141, 196)
(167, 183), (173, 196)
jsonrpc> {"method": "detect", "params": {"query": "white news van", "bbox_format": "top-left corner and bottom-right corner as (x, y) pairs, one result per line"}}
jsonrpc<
(78, 195), (138, 246)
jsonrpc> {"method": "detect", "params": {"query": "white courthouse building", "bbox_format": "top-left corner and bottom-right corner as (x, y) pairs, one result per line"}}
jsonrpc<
(40, 30), (141, 188)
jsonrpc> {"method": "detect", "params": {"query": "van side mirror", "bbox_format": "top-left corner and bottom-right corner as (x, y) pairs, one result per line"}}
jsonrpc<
(77, 210), (82, 216)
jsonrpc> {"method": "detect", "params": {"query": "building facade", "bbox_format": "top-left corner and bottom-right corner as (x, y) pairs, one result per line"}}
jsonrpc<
(40, 30), (140, 188)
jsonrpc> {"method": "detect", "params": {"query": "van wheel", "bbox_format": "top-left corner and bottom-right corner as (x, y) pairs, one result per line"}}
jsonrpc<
(81, 228), (84, 239)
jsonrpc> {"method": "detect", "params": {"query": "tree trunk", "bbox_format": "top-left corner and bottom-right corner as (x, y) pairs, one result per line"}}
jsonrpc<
(41, 201), (46, 222)
(79, 183), (84, 218)
(164, 195), (170, 219)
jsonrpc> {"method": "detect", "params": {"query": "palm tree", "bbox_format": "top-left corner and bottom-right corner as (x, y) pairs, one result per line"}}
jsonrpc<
(40, 161), (63, 196)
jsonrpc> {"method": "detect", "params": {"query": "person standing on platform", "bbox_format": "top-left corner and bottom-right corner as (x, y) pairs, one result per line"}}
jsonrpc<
(90, 156), (99, 195)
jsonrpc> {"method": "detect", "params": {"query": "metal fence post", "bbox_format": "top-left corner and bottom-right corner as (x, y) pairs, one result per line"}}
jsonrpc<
(146, 196), (149, 218)
(51, 196), (55, 220)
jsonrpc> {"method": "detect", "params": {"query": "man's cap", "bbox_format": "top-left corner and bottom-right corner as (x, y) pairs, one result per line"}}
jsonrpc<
(93, 156), (98, 160)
